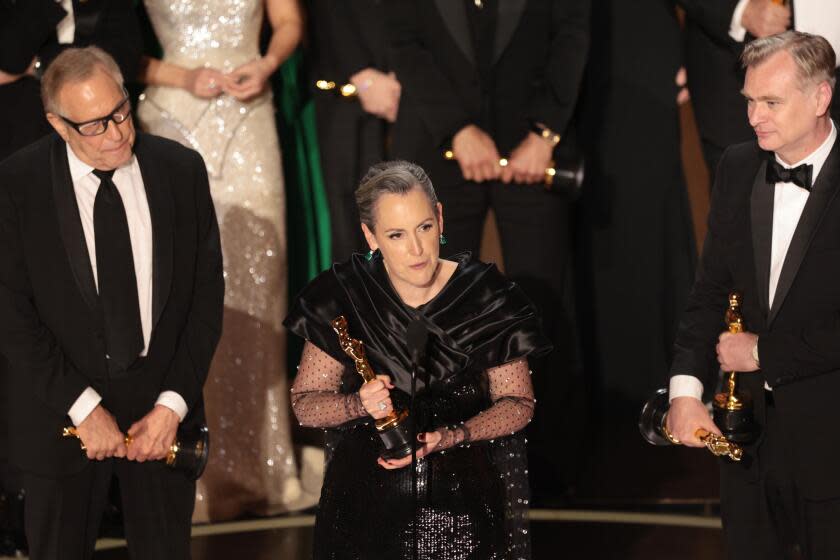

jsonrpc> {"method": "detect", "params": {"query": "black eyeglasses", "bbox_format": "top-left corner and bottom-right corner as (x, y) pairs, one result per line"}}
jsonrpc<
(59, 90), (132, 137)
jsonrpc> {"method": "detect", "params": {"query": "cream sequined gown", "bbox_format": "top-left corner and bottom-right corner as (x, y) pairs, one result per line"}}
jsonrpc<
(137, 0), (320, 522)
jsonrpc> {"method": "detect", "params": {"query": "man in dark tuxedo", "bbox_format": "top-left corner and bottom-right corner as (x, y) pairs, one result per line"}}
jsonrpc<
(667, 31), (840, 559)
(0, 0), (141, 161)
(679, 0), (840, 177)
(0, 47), (223, 560)
(385, 0), (589, 502)
(308, 0), (399, 262)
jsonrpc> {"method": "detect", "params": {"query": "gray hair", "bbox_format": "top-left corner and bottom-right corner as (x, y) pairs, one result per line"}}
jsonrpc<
(355, 161), (438, 230)
(742, 31), (836, 90)
(41, 46), (125, 115)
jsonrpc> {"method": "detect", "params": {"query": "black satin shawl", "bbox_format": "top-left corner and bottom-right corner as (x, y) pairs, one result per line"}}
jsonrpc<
(284, 252), (552, 394)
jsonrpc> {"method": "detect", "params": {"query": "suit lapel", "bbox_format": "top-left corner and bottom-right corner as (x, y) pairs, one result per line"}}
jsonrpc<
(768, 139), (840, 325)
(50, 136), (99, 311)
(493, 0), (526, 64)
(434, 0), (475, 66)
(750, 159), (773, 324)
(134, 135), (174, 333)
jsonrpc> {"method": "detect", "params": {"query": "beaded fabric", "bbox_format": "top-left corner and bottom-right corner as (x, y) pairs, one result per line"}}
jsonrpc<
(285, 252), (552, 559)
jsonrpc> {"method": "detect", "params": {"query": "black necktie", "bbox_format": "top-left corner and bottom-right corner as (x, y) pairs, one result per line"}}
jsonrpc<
(92, 168), (144, 372)
(766, 159), (813, 191)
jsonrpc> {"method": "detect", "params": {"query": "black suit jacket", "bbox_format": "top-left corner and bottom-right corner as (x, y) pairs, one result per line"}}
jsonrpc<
(670, 136), (840, 499)
(0, 0), (142, 162)
(0, 133), (224, 478)
(386, 0), (589, 187)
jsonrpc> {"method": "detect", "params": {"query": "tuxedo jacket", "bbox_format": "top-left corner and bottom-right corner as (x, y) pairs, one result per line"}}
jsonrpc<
(670, 137), (840, 499)
(0, 133), (224, 478)
(385, 0), (589, 188)
(0, 0), (141, 78)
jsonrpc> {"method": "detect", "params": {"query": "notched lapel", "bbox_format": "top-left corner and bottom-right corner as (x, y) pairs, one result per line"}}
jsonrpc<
(50, 137), (98, 311)
(750, 159), (773, 323)
(135, 137), (174, 333)
(493, 0), (526, 64)
(434, 0), (475, 66)
(768, 140), (840, 325)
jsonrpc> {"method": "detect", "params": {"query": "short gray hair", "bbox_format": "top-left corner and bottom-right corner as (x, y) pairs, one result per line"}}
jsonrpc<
(742, 31), (836, 90)
(355, 161), (438, 230)
(41, 47), (125, 115)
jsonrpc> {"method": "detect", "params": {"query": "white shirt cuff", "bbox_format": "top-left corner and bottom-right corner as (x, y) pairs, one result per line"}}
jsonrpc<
(156, 391), (188, 422)
(68, 386), (102, 426)
(729, 0), (751, 42)
(669, 375), (704, 402)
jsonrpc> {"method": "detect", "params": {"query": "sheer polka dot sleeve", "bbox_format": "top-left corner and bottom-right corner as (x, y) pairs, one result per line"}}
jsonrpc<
(291, 341), (367, 427)
(434, 358), (535, 451)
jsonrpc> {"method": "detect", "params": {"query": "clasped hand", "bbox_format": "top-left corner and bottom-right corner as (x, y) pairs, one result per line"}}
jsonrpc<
(184, 57), (276, 101)
(76, 404), (179, 462)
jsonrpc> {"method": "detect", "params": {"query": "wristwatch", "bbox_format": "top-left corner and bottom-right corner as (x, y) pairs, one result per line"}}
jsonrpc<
(751, 340), (760, 368)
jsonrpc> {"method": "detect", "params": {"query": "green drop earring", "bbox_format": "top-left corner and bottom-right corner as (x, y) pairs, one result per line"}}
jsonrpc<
(365, 249), (377, 261)
(439, 234), (448, 246)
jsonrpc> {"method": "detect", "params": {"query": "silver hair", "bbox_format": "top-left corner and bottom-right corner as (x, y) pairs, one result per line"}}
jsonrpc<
(355, 161), (438, 230)
(41, 46), (125, 115)
(742, 30), (836, 90)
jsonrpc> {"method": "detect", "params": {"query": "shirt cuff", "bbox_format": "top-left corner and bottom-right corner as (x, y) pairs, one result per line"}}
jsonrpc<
(729, 0), (751, 42)
(669, 375), (704, 402)
(156, 391), (188, 422)
(68, 386), (102, 426)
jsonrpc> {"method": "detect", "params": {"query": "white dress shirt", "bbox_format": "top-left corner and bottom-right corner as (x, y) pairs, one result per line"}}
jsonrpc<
(671, 121), (838, 402)
(56, 0), (75, 44)
(729, 0), (840, 60)
(64, 144), (188, 425)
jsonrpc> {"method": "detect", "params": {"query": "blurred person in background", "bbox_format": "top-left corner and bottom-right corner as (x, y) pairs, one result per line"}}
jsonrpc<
(137, 0), (320, 522)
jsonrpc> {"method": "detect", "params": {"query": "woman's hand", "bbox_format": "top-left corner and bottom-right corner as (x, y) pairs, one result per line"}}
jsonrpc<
(183, 66), (226, 99)
(358, 374), (395, 420)
(224, 57), (276, 101)
(377, 431), (443, 469)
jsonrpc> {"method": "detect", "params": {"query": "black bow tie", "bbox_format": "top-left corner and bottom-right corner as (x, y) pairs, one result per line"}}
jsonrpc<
(766, 159), (813, 191)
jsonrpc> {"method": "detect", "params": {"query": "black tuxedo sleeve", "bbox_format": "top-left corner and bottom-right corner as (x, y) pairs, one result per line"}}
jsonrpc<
(311, 0), (374, 84)
(676, 0), (743, 46)
(0, 184), (90, 416)
(159, 150), (224, 410)
(669, 148), (736, 390)
(38, 0), (143, 83)
(0, 1), (66, 74)
(526, 0), (589, 136)
(386, 0), (473, 146)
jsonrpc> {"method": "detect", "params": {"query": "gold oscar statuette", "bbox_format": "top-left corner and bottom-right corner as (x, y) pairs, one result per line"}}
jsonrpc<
(331, 315), (413, 459)
(711, 292), (760, 443)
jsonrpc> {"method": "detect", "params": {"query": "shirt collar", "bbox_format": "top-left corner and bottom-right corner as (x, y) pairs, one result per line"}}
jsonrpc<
(775, 120), (837, 184)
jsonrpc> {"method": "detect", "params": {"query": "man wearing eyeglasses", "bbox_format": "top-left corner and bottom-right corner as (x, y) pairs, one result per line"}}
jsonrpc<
(0, 46), (223, 560)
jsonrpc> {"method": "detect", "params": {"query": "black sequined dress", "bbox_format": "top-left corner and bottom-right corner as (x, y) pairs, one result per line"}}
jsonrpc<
(284, 252), (552, 559)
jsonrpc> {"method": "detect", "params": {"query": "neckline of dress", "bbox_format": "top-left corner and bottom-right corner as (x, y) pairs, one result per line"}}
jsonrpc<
(369, 252), (470, 312)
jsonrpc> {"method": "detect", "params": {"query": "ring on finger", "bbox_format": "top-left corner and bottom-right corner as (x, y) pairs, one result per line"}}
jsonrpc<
(378, 401), (387, 411)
